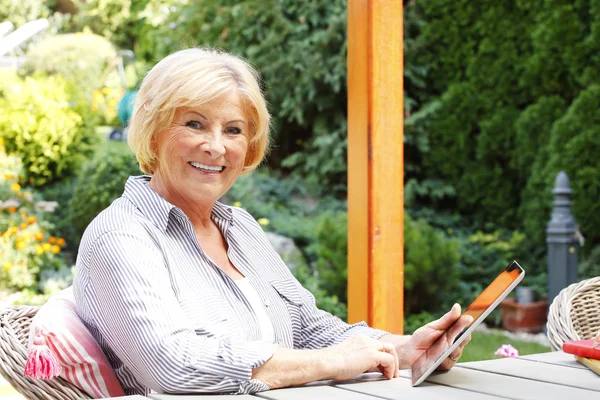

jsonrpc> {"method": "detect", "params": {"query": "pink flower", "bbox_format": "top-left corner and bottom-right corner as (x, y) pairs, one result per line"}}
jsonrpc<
(494, 344), (519, 358)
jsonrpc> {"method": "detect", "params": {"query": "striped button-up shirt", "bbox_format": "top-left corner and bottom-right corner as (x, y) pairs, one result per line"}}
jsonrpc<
(73, 175), (388, 396)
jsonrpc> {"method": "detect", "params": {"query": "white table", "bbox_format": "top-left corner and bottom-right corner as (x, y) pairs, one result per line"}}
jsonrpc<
(110, 352), (600, 399)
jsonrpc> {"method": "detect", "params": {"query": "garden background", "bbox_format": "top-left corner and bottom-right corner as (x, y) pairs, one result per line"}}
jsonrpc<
(1, 0), (599, 363)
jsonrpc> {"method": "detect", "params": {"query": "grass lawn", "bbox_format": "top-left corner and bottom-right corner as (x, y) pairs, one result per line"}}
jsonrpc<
(95, 126), (130, 156)
(459, 331), (551, 363)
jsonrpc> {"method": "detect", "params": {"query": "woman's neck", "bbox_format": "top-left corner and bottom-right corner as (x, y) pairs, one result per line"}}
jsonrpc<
(147, 175), (215, 232)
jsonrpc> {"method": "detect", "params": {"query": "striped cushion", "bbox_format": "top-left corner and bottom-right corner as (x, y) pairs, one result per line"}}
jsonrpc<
(28, 287), (125, 398)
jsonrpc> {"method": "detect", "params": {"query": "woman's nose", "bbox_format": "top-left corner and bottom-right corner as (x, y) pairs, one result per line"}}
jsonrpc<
(200, 130), (226, 158)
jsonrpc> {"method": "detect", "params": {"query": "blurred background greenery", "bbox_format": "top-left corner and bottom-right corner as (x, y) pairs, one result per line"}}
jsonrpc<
(0, 0), (598, 342)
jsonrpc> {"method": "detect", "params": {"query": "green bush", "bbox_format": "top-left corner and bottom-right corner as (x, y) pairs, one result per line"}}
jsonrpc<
(408, 0), (600, 234)
(69, 149), (140, 245)
(307, 212), (348, 305)
(404, 214), (461, 314)
(21, 32), (118, 103)
(451, 229), (536, 309)
(0, 0), (51, 28)
(39, 177), (77, 256)
(0, 140), (72, 292)
(579, 245), (600, 280)
(0, 75), (98, 186)
(527, 85), (600, 249)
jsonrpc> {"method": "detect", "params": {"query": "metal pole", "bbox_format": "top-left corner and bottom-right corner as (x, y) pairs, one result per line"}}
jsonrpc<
(546, 171), (578, 305)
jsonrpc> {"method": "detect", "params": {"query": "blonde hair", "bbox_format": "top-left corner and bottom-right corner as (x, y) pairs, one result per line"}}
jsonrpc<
(128, 48), (270, 174)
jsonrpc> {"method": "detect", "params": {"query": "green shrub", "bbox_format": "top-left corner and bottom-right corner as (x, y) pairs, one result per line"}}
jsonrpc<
(69, 149), (140, 245)
(528, 85), (600, 249)
(0, 75), (98, 186)
(0, 140), (71, 292)
(39, 177), (77, 256)
(404, 311), (434, 335)
(404, 214), (461, 314)
(580, 245), (600, 280)
(451, 229), (533, 308)
(21, 32), (118, 104)
(308, 212), (348, 305)
(0, 0), (51, 28)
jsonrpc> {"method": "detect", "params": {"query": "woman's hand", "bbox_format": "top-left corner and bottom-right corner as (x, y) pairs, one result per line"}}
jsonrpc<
(322, 335), (399, 381)
(407, 303), (473, 370)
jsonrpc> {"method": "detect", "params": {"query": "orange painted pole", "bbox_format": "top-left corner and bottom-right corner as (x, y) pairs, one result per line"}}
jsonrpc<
(347, 0), (404, 333)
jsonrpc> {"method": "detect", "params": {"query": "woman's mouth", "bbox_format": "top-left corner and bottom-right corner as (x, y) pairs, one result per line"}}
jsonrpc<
(188, 162), (225, 173)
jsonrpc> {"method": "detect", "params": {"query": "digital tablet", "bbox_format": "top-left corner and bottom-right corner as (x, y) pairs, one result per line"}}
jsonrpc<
(411, 260), (525, 386)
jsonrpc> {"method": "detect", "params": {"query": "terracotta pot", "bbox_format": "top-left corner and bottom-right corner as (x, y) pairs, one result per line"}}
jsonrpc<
(499, 298), (548, 333)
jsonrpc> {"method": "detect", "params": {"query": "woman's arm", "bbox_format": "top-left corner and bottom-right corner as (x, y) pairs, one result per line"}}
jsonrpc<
(252, 335), (399, 389)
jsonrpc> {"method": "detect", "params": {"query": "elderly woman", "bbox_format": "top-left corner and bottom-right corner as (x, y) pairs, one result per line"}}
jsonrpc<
(73, 48), (472, 396)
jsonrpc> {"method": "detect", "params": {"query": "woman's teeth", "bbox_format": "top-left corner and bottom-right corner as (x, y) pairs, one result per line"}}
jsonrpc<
(189, 162), (224, 173)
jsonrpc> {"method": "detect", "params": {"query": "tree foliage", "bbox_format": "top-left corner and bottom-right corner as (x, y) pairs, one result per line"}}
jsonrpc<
(408, 0), (600, 251)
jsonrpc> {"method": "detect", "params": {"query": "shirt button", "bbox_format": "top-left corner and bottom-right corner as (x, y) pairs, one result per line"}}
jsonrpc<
(264, 298), (270, 307)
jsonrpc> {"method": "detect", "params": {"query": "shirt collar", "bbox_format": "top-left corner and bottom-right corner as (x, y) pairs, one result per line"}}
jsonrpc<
(122, 175), (234, 232)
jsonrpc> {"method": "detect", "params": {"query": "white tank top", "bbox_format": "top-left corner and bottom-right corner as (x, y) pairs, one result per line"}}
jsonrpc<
(234, 278), (275, 343)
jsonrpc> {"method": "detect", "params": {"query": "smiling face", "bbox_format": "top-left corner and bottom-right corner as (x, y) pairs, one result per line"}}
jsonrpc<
(150, 90), (249, 211)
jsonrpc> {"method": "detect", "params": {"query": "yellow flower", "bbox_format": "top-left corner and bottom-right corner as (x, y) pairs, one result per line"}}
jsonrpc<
(15, 241), (26, 250)
(11, 182), (21, 192)
(56, 238), (66, 247)
(20, 211), (26, 218)
(257, 218), (270, 226)
(102, 87), (112, 95)
(27, 216), (36, 224)
(92, 104), (98, 111)
(3, 262), (13, 271)
(34, 232), (44, 241)
(42, 243), (51, 251)
(92, 90), (104, 103)
(0, 137), (3, 146)
(51, 245), (60, 254)
(35, 245), (43, 255)
(49, 236), (56, 244)
(4, 173), (13, 180)
(233, 201), (242, 207)
(107, 99), (117, 107)
(20, 223), (28, 230)
(8, 206), (17, 213)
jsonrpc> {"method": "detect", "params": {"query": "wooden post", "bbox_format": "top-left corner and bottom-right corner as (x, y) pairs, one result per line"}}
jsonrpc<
(347, 0), (404, 333)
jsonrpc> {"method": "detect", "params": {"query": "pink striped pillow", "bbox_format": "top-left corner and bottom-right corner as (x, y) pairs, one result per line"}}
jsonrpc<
(26, 287), (125, 398)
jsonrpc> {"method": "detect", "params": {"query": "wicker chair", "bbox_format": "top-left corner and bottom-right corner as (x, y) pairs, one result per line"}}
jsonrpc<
(547, 276), (600, 351)
(0, 305), (92, 400)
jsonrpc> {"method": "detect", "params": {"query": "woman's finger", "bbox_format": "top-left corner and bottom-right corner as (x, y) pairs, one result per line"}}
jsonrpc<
(385, 342), (399, 377)
(426, 303), (462, 331)
(374, 350), (396, 380)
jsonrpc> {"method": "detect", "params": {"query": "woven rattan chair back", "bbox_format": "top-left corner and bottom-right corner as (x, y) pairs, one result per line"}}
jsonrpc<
(0, 306), (92, 400)
(547, 276), (600, 351)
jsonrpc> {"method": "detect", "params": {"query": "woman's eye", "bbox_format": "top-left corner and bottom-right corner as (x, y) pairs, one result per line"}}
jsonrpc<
(226, 127), (242, 135)
(186, 120), (202, 129)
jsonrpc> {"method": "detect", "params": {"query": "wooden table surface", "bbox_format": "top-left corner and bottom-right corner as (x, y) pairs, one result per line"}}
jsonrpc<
(112, 352), (600, 400)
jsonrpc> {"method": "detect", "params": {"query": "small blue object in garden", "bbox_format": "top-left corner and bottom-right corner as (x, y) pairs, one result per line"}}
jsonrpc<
(117, 89), (137, 128)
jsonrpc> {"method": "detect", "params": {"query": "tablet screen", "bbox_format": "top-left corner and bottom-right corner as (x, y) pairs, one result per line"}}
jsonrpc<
(411, 260), (525, 386)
